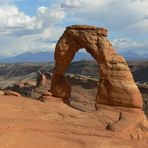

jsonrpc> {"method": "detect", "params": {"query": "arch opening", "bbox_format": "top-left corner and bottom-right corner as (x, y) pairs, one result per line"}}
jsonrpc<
(67, 49), (98, 78)
(65, 48), (98, 112)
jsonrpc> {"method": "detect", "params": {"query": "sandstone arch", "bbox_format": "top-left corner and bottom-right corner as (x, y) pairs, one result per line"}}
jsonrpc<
(51, 25), (143, 109)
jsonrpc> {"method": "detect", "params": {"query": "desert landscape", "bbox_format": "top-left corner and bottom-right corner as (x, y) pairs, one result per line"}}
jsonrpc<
(0, 25), (147, 148)
(0, 0), (148, 147)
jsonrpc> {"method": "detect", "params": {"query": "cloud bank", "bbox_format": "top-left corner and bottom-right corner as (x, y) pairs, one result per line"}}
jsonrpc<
(0, 0), (147, 58)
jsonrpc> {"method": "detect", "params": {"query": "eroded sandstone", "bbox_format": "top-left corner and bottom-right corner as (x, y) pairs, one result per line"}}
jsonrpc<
(51, 25), (143, 109)
(50, 25), (148, 134)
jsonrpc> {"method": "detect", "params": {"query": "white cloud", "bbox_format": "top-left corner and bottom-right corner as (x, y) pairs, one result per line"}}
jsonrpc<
(0, 3), (66, 58)
(112, 38), (148, 54)
(0, 4), (66, 37)
(37, 4), (65, 28)
(61, 0), (86, 9)
(112, 38), (139, 49)
(0, 5), (41, 36)
(60, 0), (148, 34)
(0, 0), (148, 58)
(0, 6), (27, 28)
(128, 19), (148, 35)
(0, 34), (57, 58)
(40, 26), (64, 41)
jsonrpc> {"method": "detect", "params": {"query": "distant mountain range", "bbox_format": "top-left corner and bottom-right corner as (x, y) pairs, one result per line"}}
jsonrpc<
(0, 52), (54, 63)
(0, 51), (147, 63)
(119, 51), (148, 61)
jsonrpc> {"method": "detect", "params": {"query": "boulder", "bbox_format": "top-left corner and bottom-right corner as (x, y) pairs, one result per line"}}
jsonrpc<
(30, 72), (52, 99)
(4, 90), (21, 97)
(0, 90), (4, 95)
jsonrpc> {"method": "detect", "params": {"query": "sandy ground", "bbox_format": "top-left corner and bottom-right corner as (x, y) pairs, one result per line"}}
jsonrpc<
(0, 94), (148, 148)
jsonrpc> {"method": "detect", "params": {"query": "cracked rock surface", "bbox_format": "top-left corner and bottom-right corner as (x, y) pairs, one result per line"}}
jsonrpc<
(0, 94), (148, 148)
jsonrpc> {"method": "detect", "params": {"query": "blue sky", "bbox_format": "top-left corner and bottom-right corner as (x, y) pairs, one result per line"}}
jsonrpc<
(0, 0), (148, 58)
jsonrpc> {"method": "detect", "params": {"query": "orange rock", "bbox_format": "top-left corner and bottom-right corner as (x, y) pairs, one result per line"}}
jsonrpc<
(0, 90), (4, 95)
(51, 25), (143, 109)
(36, 71), (52, 88)
(4, 90), (21, 97)
(42, 91), (52, 96)
(0, 95), (147, 147)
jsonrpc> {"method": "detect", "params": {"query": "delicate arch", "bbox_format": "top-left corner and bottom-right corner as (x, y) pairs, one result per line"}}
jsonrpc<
(51, 25), (143, 109)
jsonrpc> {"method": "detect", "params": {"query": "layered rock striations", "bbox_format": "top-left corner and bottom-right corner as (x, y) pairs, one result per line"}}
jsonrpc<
(51, 25), (143, 109)
(50, 25), (148, 133)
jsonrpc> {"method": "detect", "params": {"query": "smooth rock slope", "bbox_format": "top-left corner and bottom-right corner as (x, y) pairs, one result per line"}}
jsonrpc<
(0, 94), (148, 148)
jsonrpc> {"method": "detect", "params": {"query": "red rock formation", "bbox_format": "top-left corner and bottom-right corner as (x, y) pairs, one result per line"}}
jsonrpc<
(4, 90), (21, 97)
(51, 25), (143, 109)
(31, 72), (52, 99)
(36, 71), (52, 88)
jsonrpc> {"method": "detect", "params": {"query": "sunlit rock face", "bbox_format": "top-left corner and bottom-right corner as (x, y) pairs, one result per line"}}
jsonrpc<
(51, 25), (143, 109)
